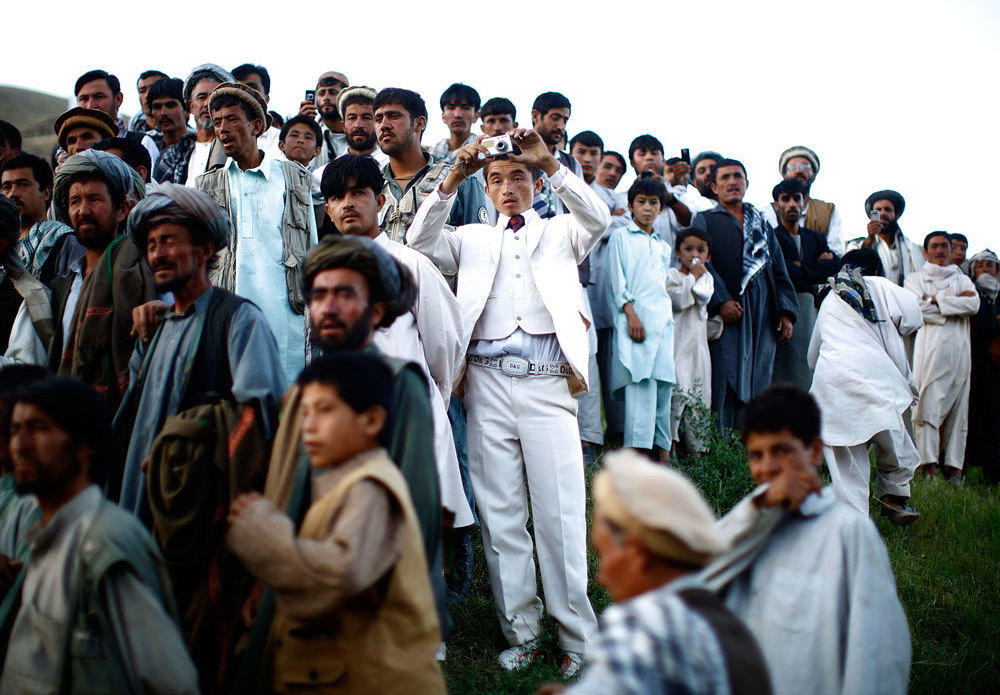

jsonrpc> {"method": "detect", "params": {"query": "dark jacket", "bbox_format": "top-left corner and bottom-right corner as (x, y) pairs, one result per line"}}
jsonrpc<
(773, 224), (841, 294)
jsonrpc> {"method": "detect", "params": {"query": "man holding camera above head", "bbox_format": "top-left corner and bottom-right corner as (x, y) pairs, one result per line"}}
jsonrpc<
(407, 128), (610, 677)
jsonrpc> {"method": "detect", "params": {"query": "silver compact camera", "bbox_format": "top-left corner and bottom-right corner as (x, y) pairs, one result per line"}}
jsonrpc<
(479, 134), (520, 159)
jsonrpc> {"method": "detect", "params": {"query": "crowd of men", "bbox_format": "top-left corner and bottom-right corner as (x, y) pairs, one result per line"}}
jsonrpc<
(0, 62), (994, 694)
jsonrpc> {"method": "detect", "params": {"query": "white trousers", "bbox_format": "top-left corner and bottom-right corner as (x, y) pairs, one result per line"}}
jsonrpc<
(825, 423), (920, 515)
(465, 365), (597, 653)
(913, 380), (971, 471)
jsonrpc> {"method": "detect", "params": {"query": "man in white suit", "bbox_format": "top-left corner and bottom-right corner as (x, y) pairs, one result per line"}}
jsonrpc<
(408, 128), (610, 677)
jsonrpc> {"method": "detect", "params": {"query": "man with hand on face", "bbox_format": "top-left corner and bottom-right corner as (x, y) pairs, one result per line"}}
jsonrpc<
(299, 71), (351, 171)
(691, 151), (723, 203)
(847, 190), (923, 287)
(432, 83), (481, 165)
(692, 159), (797, 431)
(182, 63), (235, 186)
(906, 232), (979, 483)
(762, 147), (844, 254)
(407, 127), (610, 676)
(147, 77), (196, 185)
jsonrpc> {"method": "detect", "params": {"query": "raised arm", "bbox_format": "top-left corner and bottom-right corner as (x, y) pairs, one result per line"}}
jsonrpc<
(405, 188), (462, 274)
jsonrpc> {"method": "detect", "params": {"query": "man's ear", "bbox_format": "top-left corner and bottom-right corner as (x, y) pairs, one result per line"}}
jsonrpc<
(370, 301), (386, 327)
(530, 110), (541, 127)
(324, 200), (335, 221)
(809, 437), (824, 468)
(278, 140), (287, 154)
(252, 117), (266, 137)
(413, 115), (427, 135)
(533, 175), (544, 196)
(376, 192), (386, 210)
(114, 92), (124, 111)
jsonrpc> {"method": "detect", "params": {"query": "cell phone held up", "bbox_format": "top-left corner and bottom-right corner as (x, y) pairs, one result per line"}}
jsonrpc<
(869, 210), (881, 222)
(304, 90), (316, 104)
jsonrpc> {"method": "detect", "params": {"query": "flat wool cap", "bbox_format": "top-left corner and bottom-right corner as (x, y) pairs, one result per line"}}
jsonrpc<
(209, 82), (270, 134)
(778, 145), (820, 176)
(54, 107), (118, 148)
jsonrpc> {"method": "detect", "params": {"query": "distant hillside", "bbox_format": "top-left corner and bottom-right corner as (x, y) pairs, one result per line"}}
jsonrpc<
(0, 84), (70, 160)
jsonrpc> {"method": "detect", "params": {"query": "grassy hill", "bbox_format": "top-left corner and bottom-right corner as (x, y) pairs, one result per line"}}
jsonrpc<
(0, 84), (70, 159)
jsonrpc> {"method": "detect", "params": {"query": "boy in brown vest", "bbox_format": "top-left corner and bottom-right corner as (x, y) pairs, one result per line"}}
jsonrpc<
(227, 352), (444, 694)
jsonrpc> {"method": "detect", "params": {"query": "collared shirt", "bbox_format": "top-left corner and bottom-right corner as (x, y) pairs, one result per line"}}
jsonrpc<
(117, 287), (287, 515)
(430, 133), (478, 164)
(567, 575), (731, 695)
(152, 129), (198, 184)
(184, 139), (213, 187)
(227, 154), (316, 383)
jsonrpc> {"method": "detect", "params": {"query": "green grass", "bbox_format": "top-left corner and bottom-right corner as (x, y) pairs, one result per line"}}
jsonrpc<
(442, 435), (1000, 694)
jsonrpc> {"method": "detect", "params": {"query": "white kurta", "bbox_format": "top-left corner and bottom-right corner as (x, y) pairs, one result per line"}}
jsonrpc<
(846, 233), (924, 287)
(666, 268), (713, 443)
(904, 264), (980, 469)
(702, 487), (911, 695)
(371, 232), (472, 528)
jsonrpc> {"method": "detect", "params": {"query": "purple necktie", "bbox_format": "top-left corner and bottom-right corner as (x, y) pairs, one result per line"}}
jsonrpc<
(507, 215), (525, 233)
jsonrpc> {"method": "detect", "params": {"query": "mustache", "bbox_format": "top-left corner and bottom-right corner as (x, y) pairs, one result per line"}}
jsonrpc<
(317, 316), (346, 330)
(152, 261), (176, 272)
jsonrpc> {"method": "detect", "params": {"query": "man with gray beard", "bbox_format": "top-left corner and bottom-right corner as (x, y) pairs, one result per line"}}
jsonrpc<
(182, 64), (234, 186)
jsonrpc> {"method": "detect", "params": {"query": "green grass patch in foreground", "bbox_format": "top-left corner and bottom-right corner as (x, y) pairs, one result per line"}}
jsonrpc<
(443, 446), (1000, 693)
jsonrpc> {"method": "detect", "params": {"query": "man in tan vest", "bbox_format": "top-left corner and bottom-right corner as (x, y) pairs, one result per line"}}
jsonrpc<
(227, 351), (445, 694)
(762, 146), (845, 254)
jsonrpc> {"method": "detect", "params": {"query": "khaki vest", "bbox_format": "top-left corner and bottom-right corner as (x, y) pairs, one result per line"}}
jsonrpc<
(271, 449), (444, 695)
(379, 163), (450, 245)
(804, 198), (835, 235)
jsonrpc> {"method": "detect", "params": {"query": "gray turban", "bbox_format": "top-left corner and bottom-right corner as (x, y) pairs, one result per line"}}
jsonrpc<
(0, 195), (19, 241)
(53, 149), (146, 222)
(184, 63), (235, 102)
(302, 235), (416, 328)
(127, 183), (230, 252)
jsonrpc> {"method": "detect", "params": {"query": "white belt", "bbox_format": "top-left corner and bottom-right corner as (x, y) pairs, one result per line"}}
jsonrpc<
(467, 354), (574, 378)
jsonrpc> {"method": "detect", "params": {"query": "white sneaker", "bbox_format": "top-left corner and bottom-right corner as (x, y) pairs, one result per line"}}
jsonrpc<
(498, 638), (542, 671)
(560, 651), (585, 678)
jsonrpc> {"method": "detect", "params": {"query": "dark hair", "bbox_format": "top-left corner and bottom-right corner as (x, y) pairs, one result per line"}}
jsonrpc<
(439, 83), (481, 111)
(839, 248), (884, 277)
(317, 74), (348, 89)
(373, 88), (428, 121)
(232, 63), (271, 95)
(269, 111), (284, 128)
(948, 232), (968, 245)
(321, 154), (383, 200)
(14, 376), (112, 484)
(569, 130), (604, 152)
(532, 91), (571, 116)
(146, 77), (185, 106)
(0, 121), (22, 151)
(483, 158), (543, 182)
(280, 115), (323, 144)
(2, 153), (53, 192)
(712, 158), (748, 183)
(137, 69), (167, 84)
(93, 138), (152, 181)
(604, 151), (627, 172)
(923, 231), (950, 250)
(297, 353), (394, 446)
(480, 97), (516, 120)
(771, 178), (808, 201)
(209, 94), (259, 125)
(628, 134), (664, 165)
(739, 384), (821, 446)
(0, 364), (50, 435)
(674, 227), (712, 251)
(75, 69), (120, 96)
(627, 177), (668, 208)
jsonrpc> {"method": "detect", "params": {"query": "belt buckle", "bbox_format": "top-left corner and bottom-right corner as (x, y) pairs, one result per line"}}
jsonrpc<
(499, 355), (530, 377)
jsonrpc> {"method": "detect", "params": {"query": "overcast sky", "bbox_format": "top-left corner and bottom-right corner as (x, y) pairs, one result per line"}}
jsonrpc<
(6, 0), (998, 251)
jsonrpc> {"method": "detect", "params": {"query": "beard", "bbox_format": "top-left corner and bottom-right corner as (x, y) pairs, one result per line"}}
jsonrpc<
(319, 103), (340, 121)
(311, 305), (374, 352)
(152, 261), (196, 293)
(13, 445), (82, 496)
(695, 181), (717, 199)
(74, 216), (117, 251)
(348, 130), (376, 152)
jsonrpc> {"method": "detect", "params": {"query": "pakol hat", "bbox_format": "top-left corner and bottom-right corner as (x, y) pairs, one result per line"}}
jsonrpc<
(865, 189), (906, 217)
(209, 82), (270, 135)
(54, 107), (118, 149)
(778, 145), (820, 176)
(337, 85), (377, 118)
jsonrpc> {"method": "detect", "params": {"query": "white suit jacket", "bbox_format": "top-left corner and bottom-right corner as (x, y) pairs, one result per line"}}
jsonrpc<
(407, 165), (611, 394)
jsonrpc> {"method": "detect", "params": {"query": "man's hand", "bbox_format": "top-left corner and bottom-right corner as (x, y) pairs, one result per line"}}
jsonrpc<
(864, 219), (882, 244)
(624, 303), (645, 342)
(440, 138), (491, 195)
(755, 468), (822, 511)
(818, 251), (835, 261)
(229, 491), (263, 524)
(241, 581), (265, 627)
(611, 207), (626, 216)
(777, 314), (794, 342)
(298, 100), (318, 119)
(508, 128), (559, 176)
(131, 300), (170, 342)
(719, 300), (743, 325)
(666, 160), (690, 187)
(535, 686), (567, 695)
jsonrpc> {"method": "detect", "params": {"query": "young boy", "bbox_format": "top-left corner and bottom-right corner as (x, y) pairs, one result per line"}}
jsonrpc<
(667, 227), (714, 451)
(227, 353), (445, 694)
(430, 83), (480, 164)
(608, 177), (676, 461)
(278, 114), (323, 168)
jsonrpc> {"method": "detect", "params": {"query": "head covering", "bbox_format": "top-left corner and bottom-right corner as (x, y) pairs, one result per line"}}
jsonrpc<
(302, 235), (415, 328)
(0, 195), (19, 241)
(54, 107), (118, 149)
(865, 190), (905, 218)
(337, 85), (377, 117)
(183, 63), (235, 102)
(208, 82), (269, 133)
(970, 248), (999, 266)
(127, 183), (230, 251)
(53, 148), (146, 221)
(970, 248), (1000, 300)
(691, 150), (724, 172)
(828, 265), (879, 322)
(317, 71), (349, 88)
(778, 145), (820, 176)
(593, 450), (727, 567)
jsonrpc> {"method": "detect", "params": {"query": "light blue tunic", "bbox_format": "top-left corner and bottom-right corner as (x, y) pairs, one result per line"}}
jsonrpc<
(607, 224), (676, 393)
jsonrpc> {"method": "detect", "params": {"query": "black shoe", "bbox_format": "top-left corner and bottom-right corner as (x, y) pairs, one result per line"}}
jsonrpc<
(878, 495), (921, 526)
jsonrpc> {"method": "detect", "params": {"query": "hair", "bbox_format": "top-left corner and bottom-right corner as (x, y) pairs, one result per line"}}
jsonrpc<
(569, 130), (604, 152)
(674, 227), (712, 251)
(138, 69), (167, 84)
(439, 83), (481, 111)
(712, 158), (748, 183)
(923, 231), (950, 250)
(628, 134), (664, 164)
(604, 150), (627, 172)
(0, 364), (50, 435)
(209, 94), (259, 125)
(373, 88), (428, 121)
(92, 138), (152, 180)
(66, 171), (126, 210)
(75, 69), (120, 96)
(232, 63), (271, 95)
(739, 384), (821, 446)
(317, 74), (347, 89)
(321, 154), (384, 200)
(771, 178), (808, 201)
(480, 97), (516, 120)
(839, 248), (884, 277)
(483, 157), (543, 182)
(0, 121), (22, 151)
(948, 232), (968, 245)
(146, 76), (185, 106)
(280, 114), (323, 144)
(269, 111), (284, 128)
(1, 153), (53, 192)
(627, 177), (668, 208)
(532, 91), (571, 116)
(14, 376), (113, 484)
